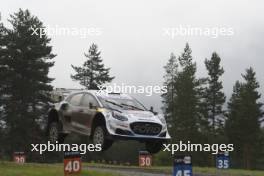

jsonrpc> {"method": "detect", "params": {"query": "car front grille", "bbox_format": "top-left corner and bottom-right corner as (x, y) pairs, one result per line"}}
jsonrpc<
(115, 128), (133, 136)
(130, 122), (162, 135)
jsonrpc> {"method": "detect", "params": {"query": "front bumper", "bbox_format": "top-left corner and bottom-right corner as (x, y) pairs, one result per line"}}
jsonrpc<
(108, 133), (171, 142)
(104, 113), (171, 142)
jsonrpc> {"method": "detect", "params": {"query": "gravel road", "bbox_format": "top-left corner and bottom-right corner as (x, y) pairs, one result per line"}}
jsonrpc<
(85, 166), (216, 176)
(86, 166), (170, 176)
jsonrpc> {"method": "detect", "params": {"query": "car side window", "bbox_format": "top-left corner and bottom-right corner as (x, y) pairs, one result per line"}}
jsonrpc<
(69, 93), (83, 106)
(81, 94), (99, 107)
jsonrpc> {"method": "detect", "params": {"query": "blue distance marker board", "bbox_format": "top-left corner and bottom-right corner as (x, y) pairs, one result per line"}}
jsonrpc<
(216, 152), (230, 169)
(173, 155), (192, 176)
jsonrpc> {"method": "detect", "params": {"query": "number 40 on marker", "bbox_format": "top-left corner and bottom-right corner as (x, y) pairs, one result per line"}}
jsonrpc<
(64, 151), (82, 176)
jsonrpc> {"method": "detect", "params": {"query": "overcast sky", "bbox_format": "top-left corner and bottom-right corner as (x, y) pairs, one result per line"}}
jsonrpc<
(1, 0), (264, 111)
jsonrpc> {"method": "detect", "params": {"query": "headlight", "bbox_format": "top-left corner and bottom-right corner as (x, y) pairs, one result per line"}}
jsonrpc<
(112, 111), (128, 121)
(157, 114), (166, 124)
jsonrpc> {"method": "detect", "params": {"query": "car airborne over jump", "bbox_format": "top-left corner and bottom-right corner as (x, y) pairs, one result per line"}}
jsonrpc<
(47, 90), (170, 154)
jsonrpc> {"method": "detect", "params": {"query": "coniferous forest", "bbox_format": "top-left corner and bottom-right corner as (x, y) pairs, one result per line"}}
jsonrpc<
(0, 9), (263, 170)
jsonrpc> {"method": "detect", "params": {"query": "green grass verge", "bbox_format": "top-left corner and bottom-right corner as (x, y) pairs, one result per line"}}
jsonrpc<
(0, 162), (122, 176)
(85, 163), (264, 176)
(1, 162), (264, 176)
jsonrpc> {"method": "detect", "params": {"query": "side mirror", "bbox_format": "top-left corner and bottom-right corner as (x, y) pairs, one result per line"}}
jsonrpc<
(58, 95), (63, 102)
(150, 106), (158, 115)
(61, 103), (69, 111)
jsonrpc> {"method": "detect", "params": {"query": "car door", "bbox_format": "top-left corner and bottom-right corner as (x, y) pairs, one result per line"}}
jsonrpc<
(79, 93), (100, 134)
(67, 93), (85, 132)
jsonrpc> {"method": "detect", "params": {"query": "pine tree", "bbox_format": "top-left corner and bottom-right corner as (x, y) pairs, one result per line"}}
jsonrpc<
(225, 67), (263, 169)
(162, 53), (178, 125)
(171, 43), (203, 142)
(0, 20), (6, 155)
(71, 44), (114, 89)
(0, 9), (55, 155)
(0, 22), (4, 125)
(204, 52), (226, 134)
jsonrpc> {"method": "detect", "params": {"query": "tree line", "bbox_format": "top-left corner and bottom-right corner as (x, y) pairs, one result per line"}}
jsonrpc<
(162, 43), (264, 169)
(0, 9), (263, 169)
(0, 9), (55, 161)
(0, 9), (114, 162)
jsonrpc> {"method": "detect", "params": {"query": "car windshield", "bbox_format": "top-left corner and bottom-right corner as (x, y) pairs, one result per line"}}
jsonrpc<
(98, 95), (146, 111)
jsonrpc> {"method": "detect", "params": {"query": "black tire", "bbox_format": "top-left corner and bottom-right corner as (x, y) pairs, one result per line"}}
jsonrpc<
(92, 125), (113, 151)
(48, 122), (67, 143)
(145, 141), (163, 154)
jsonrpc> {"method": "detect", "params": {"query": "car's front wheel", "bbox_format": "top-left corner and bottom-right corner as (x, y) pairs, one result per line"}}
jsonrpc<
(92, 125), (113, 151)
(48, 122), (67, 143)
(145, 141), (163, 154)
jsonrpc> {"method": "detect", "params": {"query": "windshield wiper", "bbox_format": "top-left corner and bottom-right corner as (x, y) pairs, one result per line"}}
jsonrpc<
(120, 103), (144, 111)
(104, 100), (144, 111)
(104, 100), (123, 108)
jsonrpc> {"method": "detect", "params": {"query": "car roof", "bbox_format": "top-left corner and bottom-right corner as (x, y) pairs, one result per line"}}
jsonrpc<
(68, 90), (133, 99)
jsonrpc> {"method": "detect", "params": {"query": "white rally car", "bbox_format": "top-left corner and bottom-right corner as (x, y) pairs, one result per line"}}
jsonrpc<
(47, 90), (170, 154)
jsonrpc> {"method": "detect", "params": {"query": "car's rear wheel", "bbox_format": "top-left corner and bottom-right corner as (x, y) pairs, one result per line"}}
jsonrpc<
(92, 125), (113, 151)
(145, 141), (163, 154)
(48, 122), (67, 143)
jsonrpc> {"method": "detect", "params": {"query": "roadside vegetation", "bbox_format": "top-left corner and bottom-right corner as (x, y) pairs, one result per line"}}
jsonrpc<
(85, 163), (264, 176)
(0, 162), (123, 176)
